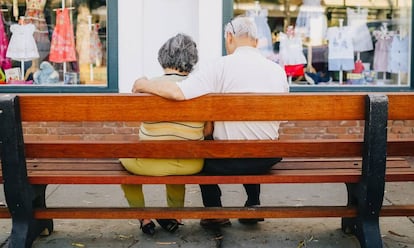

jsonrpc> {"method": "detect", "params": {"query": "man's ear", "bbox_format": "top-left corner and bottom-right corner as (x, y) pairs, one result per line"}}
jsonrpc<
(226, 32), (233, 43)
(253, 38), (258, 48)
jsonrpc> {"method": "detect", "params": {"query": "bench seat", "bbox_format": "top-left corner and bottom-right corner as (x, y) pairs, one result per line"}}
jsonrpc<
(0, 157), (411, 185)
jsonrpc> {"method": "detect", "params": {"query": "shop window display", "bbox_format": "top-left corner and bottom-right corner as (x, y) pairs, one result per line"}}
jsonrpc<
(0, 0), (107, 86)
(234, 0), (412, 87)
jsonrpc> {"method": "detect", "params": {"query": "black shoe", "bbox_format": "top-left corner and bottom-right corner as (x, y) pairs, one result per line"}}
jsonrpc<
(238, 218), (264, 225)
(238, 204), (264, 225)
(200, 218), (232, 228)
(156, 219), (183, 233)
(140, 220), (156, 235)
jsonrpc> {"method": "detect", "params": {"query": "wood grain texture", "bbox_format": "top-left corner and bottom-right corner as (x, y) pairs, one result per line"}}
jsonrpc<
(17, 93), (367, 121)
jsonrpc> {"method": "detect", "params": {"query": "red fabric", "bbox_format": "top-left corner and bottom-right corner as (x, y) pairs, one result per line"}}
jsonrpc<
(284, 64), (304, 77)
(49, 8), (76, 62)
(352, 60), (365, 73)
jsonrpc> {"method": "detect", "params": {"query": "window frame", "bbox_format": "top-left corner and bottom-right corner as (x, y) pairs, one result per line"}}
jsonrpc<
(0, 1), (118, 93)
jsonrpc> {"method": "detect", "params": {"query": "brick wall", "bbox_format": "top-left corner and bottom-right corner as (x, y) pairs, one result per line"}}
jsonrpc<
(22, 121), (414, 141)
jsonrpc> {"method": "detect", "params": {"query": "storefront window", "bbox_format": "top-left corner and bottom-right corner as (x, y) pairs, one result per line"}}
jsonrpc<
(234, 0), (412, 89)
(0, 0), (114, 91)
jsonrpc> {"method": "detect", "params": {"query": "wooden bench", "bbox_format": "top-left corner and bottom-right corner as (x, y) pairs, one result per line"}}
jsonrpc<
(0, 93), (414, 248)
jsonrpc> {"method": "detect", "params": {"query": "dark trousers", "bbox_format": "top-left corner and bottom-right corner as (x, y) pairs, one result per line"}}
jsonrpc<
(199, 158), (282, 207)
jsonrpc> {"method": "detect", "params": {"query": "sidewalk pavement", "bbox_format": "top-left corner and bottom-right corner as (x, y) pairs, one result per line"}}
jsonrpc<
(1, 162), (414, 247)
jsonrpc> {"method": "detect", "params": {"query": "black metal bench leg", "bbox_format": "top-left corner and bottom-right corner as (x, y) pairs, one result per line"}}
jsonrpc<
(341, 95), (388, 248)
(342, 183), (383, 248)
(0, 95), (53, 248)
(342, 183), (358, 234)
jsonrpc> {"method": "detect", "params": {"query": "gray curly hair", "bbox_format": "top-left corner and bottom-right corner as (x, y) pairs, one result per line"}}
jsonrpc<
(158, 33), (198, 73)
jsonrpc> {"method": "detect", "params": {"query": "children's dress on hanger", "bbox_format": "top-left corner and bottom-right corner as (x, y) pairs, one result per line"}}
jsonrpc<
(326, 26), (354, 71)
(6, 23), (39, 61)
(346, 7), (373, 52)
(372, 29), (393, 72)
(295, 0), (327, 44)
(49, 8), (76, 63)
(387, 35), (409, 73)
(0, 11), (12, 69)
(89, 24), (103, 66)
(76, 4), (91, 65)
(279, 32), (307, 77)
(23, 0), (51, 61)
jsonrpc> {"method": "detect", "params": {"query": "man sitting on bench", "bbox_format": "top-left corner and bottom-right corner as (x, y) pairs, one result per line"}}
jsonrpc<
(132, 16), (289, 227)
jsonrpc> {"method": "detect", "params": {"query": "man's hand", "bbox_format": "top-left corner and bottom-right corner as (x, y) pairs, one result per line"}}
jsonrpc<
(132, 77), (149, 93)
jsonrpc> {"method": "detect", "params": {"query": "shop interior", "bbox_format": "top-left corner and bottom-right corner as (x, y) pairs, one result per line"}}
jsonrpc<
(0, 0), (107, 86)
(234, 0), (411, 87)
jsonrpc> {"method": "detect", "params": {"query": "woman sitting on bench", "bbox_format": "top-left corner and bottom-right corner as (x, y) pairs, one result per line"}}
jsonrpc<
(120, 33), (206, 236)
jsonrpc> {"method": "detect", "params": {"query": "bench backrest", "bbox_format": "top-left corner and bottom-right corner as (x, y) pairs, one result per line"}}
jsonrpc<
(0, 93), (389, 159)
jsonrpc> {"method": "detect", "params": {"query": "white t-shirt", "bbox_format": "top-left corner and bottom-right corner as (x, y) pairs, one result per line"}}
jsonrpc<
(177, 46), (289, 140)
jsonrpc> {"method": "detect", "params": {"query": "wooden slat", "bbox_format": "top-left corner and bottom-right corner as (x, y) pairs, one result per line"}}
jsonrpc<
(29, 205), (414, 219)
(380, 205), (414, 217)
(1, 205), (413, 219)
(22, 172), (361, 185)
(23, 139), (414, 159)
(22, 157), (410, 171)
(17, 93), (366, 122)
(1, 157), (412, 184)
(31, 206), (358, 219)
(24, 140), (363, 158)
(387, 139), (414, 156)
(388, 93), (414, 120)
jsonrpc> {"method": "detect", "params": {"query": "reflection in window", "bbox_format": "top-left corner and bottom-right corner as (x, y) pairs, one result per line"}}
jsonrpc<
(234, 0), (412, 87)
(0, 0), (107, 86)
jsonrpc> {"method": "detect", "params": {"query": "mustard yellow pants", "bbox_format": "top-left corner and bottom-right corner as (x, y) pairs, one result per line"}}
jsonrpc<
(120, 158), (203, 208)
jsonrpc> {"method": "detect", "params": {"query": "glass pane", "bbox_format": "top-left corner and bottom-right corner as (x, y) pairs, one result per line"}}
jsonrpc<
(233, 0), (412, 87)
(0, 0), (107, 87)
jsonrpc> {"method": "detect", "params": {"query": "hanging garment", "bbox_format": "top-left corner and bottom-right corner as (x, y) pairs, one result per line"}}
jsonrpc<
(279, 32), (307, 66)
(387, 35), (409, 73)
(49, 8), (76, 63)
(23, 0), (51, 61)
(76, 4), (91, 65)
(346, 8), (373, 52)
(372, 29), (393, 72)
(0, 12), (12, 69)
(6, 23), (39, 61)
(295, 0), (327, 44)
(89, 24), (103, 66)
(326, 26), (354, 71)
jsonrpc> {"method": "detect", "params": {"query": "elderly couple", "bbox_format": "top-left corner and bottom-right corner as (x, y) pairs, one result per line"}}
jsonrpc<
(120, 16), (289, 236)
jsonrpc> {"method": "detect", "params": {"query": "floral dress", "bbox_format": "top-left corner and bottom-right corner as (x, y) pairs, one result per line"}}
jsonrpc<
(49, 8), (76, 62)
